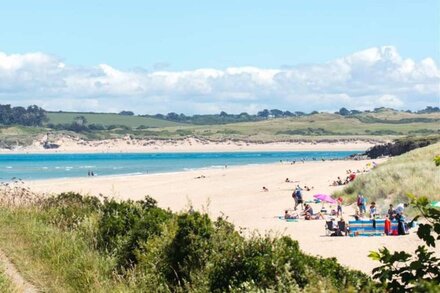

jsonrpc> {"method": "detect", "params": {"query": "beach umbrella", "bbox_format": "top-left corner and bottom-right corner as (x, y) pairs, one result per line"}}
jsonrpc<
(431, 201), (440, 208)
(313, 194), (337, 204)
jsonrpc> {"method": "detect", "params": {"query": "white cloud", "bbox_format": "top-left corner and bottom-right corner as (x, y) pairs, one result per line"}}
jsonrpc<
(0, 46), (438, 114)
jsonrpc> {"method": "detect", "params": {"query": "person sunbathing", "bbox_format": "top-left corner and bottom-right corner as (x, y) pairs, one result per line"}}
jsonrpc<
(262, 186), (269, 192)
(284, 210), (299, 219)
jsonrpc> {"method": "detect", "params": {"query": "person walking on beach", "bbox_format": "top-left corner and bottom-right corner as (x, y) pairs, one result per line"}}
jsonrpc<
(293, 186), (304, 210)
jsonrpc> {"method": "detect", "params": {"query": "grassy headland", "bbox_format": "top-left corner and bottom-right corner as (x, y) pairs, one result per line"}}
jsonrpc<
(334, 143), (440, 210)
(1, 109), (439, 148)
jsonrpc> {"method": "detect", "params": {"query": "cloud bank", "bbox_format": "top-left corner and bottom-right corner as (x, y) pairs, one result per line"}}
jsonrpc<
(0, 46), (438, 114)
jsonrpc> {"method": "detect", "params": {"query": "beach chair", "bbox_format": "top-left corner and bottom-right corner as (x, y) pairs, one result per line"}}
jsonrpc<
(337, 221), (348, 236)
(325, 221), (335, 236)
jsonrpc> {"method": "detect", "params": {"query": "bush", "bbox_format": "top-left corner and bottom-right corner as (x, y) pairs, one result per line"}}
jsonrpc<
(165, 212), (214, 285)
(42, 192), (101, 230)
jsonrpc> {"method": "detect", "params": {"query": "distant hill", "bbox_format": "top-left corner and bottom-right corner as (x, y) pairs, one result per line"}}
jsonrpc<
(46, 112), (184, 128)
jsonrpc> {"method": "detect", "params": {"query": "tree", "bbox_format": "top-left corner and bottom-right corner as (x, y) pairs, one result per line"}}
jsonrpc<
(74, 116), (88, 126)
(219, 111), (228, 117)
(257, 109), (270, 118)
(338, 107), (351, 116)
(166, 112), (179, 121)
(283, 111), (295, 117)
(269, 109), (284, 117)
(119, 111), (134, 116)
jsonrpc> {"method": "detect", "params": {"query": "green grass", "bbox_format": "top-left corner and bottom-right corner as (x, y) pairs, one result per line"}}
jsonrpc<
(334, 143), (440, 212)
(0, 209), (130, 292)
(47, 112), (184, 128)
(158, 112), (440, 141)
(0, 267), (15, 293)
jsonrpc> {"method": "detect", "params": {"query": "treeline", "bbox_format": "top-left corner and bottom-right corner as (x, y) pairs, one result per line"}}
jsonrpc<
(0, 104), (47, 126)
(146, 109), (313, 125)
(47, 115), (132, 133)
(145, 106), (440, 125)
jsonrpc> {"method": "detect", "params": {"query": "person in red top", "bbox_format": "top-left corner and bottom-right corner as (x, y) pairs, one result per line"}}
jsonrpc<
(348, 173), (356, 181)
(337, 197), (343, 216)
(384, 215), (391, 235)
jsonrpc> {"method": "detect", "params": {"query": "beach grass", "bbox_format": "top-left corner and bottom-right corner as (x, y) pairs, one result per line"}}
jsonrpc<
(0, 208), (130, 292)
(334, 143), (440, 212)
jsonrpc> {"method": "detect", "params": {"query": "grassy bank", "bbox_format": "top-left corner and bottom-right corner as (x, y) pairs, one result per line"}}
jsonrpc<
(0, 208), (130, 292)
(0, 193), (374, 292)
(334, 143), (440, 210)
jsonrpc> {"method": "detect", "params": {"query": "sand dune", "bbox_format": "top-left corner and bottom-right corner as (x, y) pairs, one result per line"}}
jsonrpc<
(27, 158), (426, 274)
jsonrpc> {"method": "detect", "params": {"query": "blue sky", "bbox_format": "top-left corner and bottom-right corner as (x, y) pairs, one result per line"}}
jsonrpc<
(1, 0), (438, 69)
(0, 1), (439, 113)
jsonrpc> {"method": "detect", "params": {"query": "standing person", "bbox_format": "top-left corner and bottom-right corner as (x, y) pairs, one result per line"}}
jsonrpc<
(336, 196), (343, 217)
(369, 202), (377, 218)
(384, 215), (391, 235)
(360, 195), (367, 215)
(294, 187), (304, 211)
(357, 194), (363, 214)
(388, 204), (395, 220)
(395, 203), (408, 216)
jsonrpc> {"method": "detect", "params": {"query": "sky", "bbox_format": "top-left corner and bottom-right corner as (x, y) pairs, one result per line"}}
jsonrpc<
(0, 0), (439, 114)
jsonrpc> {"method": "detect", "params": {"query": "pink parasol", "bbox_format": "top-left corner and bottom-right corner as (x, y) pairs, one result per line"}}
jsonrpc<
(313, 194), (337, 204)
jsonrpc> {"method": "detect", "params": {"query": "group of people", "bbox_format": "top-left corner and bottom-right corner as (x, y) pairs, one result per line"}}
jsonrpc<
(331, 173), (356, 186)
(284, 203), (324, 220)
(87, 170), (95, 176)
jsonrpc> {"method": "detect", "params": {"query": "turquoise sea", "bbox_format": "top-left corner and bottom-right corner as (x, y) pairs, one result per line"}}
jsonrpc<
(0, 151), (357, 181)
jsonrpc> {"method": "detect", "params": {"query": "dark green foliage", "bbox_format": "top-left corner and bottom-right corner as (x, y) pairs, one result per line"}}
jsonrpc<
(0, 104), (47, 126)
(166, 212), (214, 285)
(117, 206), (172, 268)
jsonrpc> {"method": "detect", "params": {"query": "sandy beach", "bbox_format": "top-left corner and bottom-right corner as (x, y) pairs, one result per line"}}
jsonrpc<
(26, 156), (429, 274)
(0, 137), (377, 154)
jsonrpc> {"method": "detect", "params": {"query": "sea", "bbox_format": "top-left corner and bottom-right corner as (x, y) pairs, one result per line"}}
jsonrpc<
(0, 151), (357, 181)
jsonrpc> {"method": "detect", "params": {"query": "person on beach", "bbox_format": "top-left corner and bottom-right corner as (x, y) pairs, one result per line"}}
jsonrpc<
(284, 210), (299, 219)
(262, 186), (269, 192)
(294, 187), (304, 210)
(384, 215), (391, 235)
(336, 196), (343, 216)
(395, 203), (408, 216)
(388, 204), (396, 220)
(369, 202), (377, 218)
(303, 204), (324, 220)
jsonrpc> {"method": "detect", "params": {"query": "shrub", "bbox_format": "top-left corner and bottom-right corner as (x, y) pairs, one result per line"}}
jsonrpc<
(165, 212), (214, 285)
(42, 192), (101, 230)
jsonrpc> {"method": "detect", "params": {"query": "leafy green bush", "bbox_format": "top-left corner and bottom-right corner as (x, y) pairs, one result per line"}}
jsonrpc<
(42, 192), (101, 230)
(165, 212), (214, 285)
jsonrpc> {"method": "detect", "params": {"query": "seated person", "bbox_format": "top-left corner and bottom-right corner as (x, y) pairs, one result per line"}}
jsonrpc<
(303, 204), (324, 220)
(262, 186), (269, 192)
